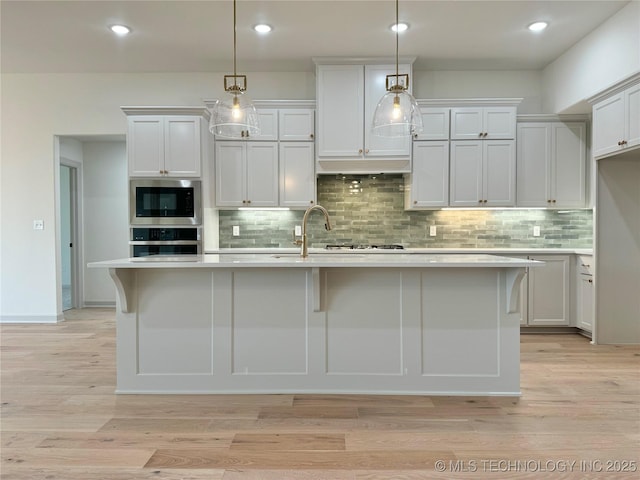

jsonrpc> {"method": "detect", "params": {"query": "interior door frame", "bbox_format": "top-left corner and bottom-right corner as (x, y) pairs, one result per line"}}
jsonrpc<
(55, 137), (84, 314)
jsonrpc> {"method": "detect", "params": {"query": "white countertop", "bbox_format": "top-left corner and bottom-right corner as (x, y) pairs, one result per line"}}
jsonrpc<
(90, 253), (541, 269)
(210, 247), (593, 255)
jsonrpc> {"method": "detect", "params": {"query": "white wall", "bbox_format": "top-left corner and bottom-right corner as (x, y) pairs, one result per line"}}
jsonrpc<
(542, 1), (640, 114)
(414, 70), (543, 113)
(0, 72), (314, 321)
(82, 141), (128, 305)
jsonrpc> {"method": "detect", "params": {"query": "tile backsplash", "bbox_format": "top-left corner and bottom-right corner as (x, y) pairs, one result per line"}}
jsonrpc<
(218, 175), (593, 248)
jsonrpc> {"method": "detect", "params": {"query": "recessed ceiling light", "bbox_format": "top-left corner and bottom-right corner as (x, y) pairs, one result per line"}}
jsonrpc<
(391, 23), (408, 33)
(253, 24), (272, 34)
(109, 24), (131, 35)
(528, 21), (548, 32)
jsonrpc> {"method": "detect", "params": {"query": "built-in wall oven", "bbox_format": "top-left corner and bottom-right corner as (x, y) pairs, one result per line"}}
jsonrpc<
(130, 179), (201, 225)
(130, 227), (202, 258)
(129, 179), (202, 257)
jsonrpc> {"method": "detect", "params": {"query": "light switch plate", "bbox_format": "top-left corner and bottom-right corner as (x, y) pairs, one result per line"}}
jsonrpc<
(232, 225), (240, 237)
(295, 225), (302, 236)
(429, 225), (437, 237)
(33, 220), (44, 230)
(533, 226), (541, 237)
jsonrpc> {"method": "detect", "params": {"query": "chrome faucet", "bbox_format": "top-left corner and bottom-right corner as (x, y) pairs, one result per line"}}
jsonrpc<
(294, 204), (333, 258)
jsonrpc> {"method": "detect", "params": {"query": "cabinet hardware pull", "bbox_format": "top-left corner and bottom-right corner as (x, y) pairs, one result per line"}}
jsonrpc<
(247, 200), (251, 204)
(310, 200), (314, 204)
(478, 200), (483, 203)
(552, 199), (556, 203)
(478, 133), (483, 137)
(581, 264), (591, 267)
(414, 200), (418, 205)
(246, 131), (250, 138)
(358, 149), (363, 154)
(241, 130), (245, 138)
(365, 149), (370, 154)
(588, 279), (593, 283)
(310, 133), (314, 139)
(413, 134), (418, 139)
(622, 140), (627, 145)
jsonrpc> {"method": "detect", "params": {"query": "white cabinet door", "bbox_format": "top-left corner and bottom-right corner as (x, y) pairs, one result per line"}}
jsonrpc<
(577, 274), (594, 332)
(450, 140), (515, 207)
(625, 83), (640, 150)
(413, 108), (450, 141)
(516, 123), (550, 207)
(252, 109), (279, 141)
(450, 107), (516, 140)
(246, 143), (279, 207)
(316, 65), (364, 158)
(364, 64), (412, 157)
(279, 143), (316, 208)
(279, 109), (315, 141)
(592, 92), (626, 158)
(527, 255), (571, 326)
(215, 142), (246, 207)
(450, 108), (484, 140)
(450, 141), (483, 206)
(483, 140), (515, 206)
(164, 117), (201, 177)
(551, 122), (586, 208)
(483, 107), (516, 139)
(128, 116), (201, 177)
(128, 116), (164, 177)
(407, 141), (449, 208)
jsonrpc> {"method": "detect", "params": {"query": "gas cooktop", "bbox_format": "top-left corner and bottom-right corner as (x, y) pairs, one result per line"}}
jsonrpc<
(325, 244), (405, 250)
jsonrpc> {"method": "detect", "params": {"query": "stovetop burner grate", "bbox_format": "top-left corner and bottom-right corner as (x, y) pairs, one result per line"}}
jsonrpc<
(325, 244), (404, 250)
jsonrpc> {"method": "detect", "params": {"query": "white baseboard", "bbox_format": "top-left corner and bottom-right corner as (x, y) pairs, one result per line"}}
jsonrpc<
(0, 314), (64, 324)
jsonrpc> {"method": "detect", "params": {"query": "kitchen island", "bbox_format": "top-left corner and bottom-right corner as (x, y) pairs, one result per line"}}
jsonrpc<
(90, 253), (539, 396)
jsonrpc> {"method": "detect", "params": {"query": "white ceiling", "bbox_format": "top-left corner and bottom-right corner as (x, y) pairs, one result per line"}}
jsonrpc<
(0, 0), (631, 74)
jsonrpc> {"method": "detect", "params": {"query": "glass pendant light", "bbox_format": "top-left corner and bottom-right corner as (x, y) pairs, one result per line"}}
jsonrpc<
(209, 0), (260, 138)
(371, 0), (422, 137)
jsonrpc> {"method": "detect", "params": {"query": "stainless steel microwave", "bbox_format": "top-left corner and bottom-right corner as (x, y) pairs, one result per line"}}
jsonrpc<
(130, 179), (201, 225)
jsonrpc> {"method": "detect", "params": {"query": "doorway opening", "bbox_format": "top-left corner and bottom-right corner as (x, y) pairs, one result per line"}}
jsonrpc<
(59, 163), (79, 311)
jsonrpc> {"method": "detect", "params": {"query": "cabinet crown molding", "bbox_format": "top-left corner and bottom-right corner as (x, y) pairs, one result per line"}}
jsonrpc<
(203, 99), (315, 109)
(121, 106), (210, 119)
(517, 114), (589, 122)
(587, 72), (640, 104)
(312, 56), (417, 65)
(416, 98), (522, 108)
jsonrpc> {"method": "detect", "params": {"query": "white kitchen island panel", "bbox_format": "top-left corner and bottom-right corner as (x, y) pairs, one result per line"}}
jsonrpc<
(92, 254), (536, 395)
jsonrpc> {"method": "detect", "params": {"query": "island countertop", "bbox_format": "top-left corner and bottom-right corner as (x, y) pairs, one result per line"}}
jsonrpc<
(90, 253), (542, 269)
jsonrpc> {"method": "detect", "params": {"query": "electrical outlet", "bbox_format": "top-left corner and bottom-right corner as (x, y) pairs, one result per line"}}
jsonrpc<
(294, 225), (302, 236)
(533, 225), (541, 237)
(33, 220), (44, 230)
(232, 225), (240, 237)
(429, 225), (437, 237)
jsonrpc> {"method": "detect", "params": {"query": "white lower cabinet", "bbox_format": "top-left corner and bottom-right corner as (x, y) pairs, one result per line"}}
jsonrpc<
(576, 255), (594, 333)
(215, 142), (279, 207)
(526, 255), (571, 327)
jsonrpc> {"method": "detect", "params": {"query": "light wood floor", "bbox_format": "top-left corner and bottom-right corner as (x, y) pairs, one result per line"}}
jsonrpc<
(1, 308), (639, 479)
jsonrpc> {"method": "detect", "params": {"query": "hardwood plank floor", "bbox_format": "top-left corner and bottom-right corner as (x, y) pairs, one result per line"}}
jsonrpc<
(1, 308), (639, 479)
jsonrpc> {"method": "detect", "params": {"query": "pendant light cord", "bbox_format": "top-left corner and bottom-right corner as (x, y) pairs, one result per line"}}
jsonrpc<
(395, 0), (399, 84)
(233, 0), (237, 84)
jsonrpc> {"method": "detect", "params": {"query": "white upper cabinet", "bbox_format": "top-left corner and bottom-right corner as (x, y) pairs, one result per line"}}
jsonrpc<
(592, 79), (640, 159)
(405, 141), (449, 208)
(279, 109), (315, 141)
(315, 61), (412, 173)
(317, 64), (364, 158)
(517, 121), (587, 208)
(127, 115), (202, 177)
(450, 107), (516, 140)
(413, 107), (450, 141)
(450, 140), (515, 207)
(215, 108), (278, 141)
(279, 142), (316, 208)
(215, 141), (279, 207)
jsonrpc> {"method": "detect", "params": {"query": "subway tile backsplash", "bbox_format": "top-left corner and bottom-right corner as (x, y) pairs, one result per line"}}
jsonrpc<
(218, 175), (593, 248)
